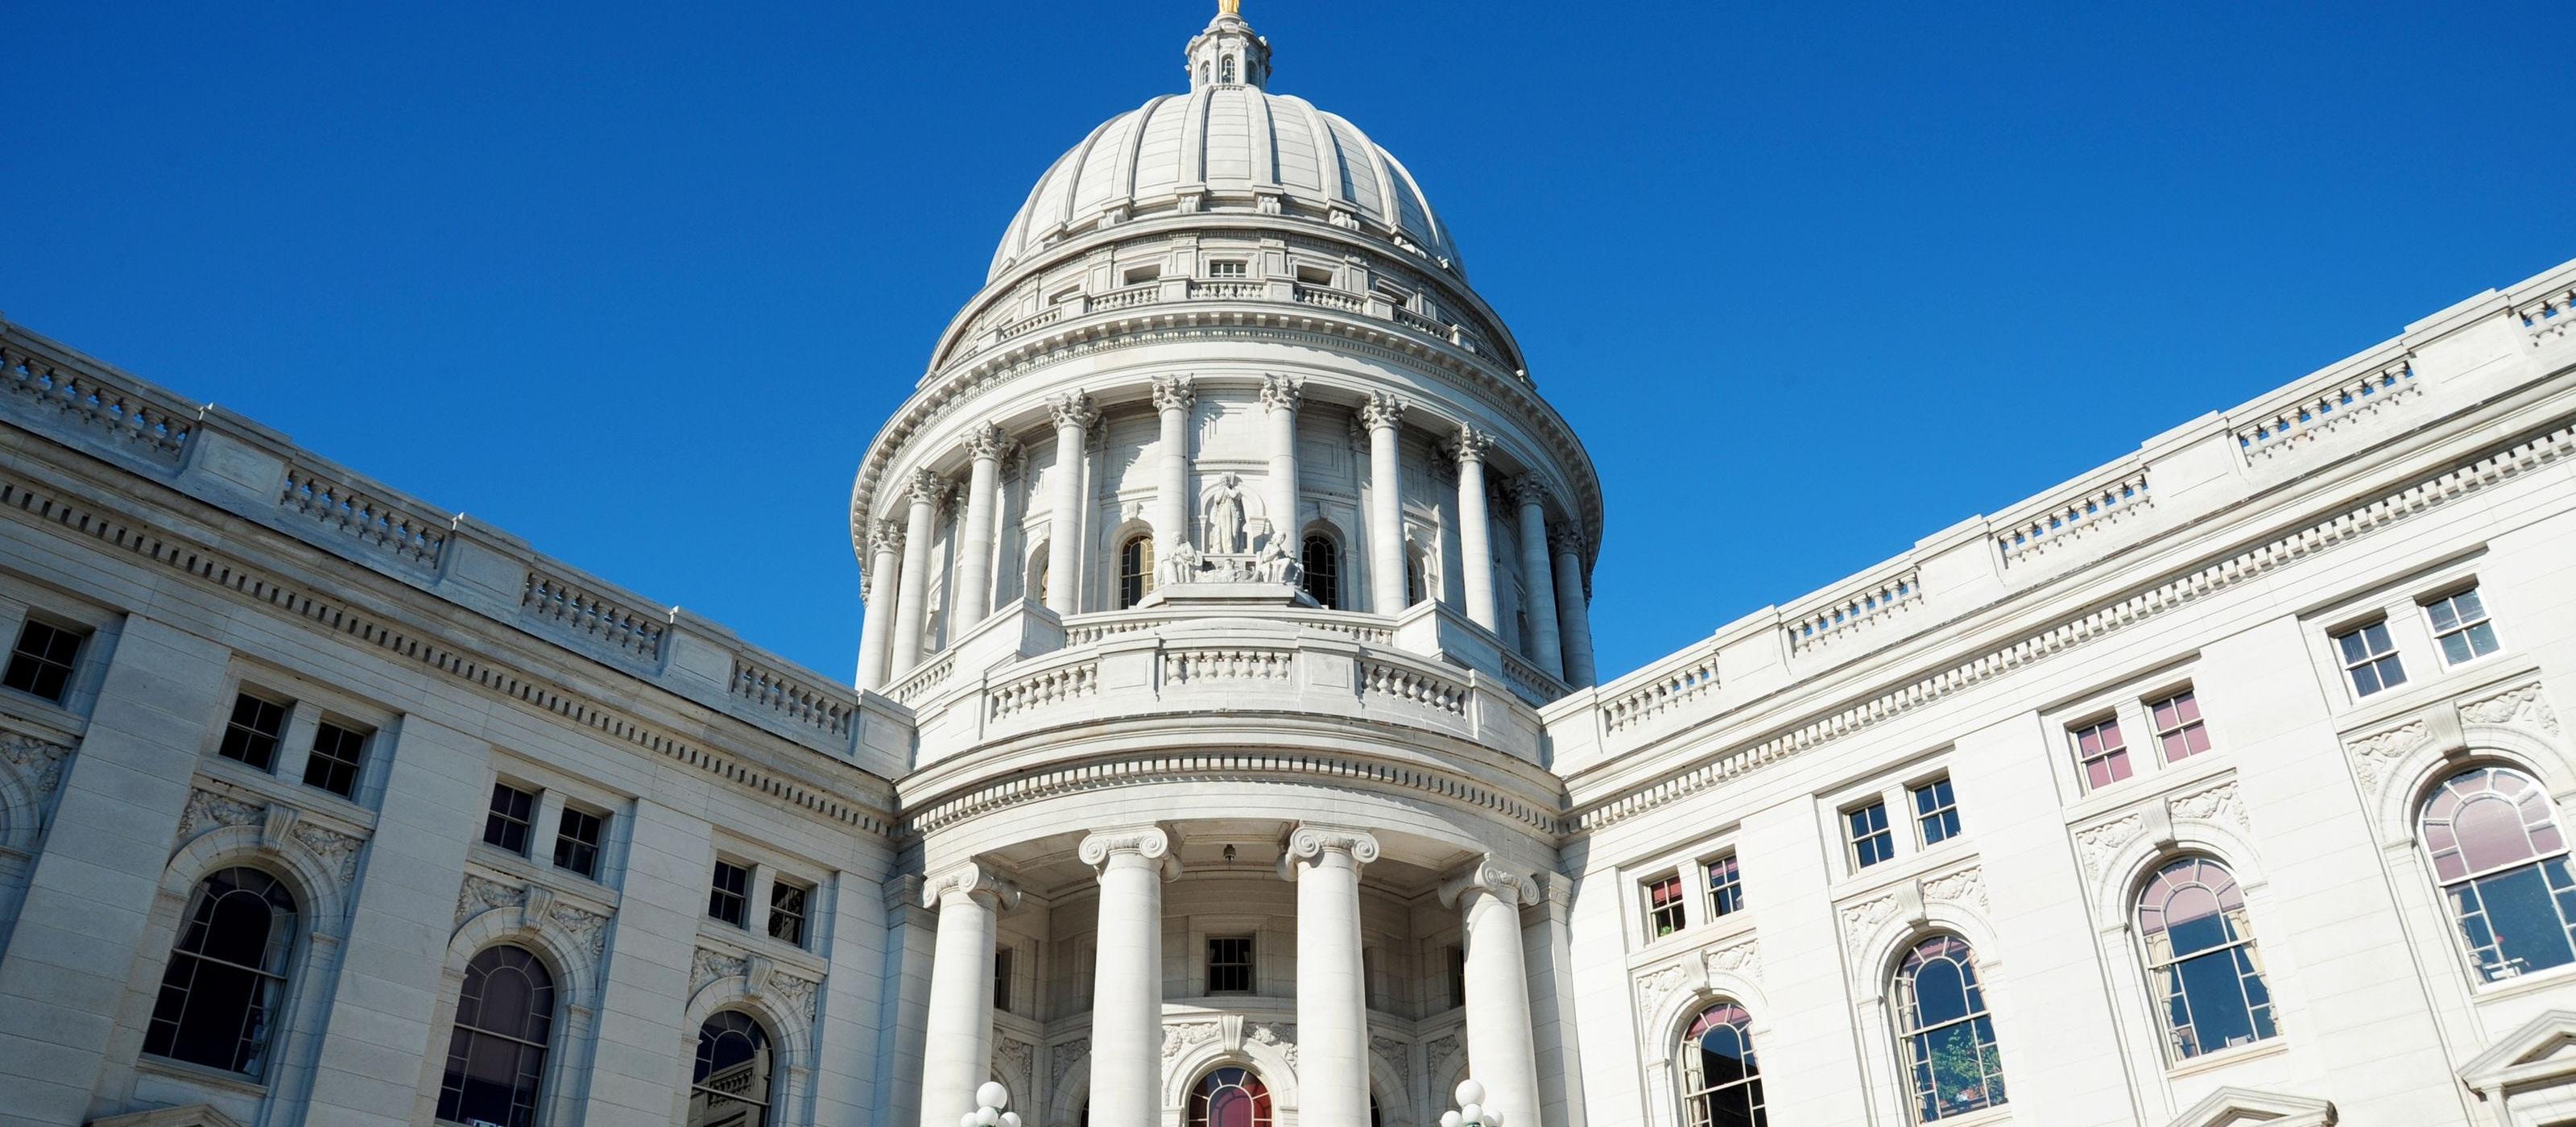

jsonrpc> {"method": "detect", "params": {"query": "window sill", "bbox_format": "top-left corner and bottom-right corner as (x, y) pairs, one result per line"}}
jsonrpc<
(2164, 1034), (2288, 1079)
(1922, 1104), (2012, 1127)
(694, 919), (829, 977)
(2470, 959), (2576, 1005)
(462, 851), (621, 914)
(1837, 840), (1976, 898)
(2331, 657), (2541, 735)
(134, 1054), (270, 1098)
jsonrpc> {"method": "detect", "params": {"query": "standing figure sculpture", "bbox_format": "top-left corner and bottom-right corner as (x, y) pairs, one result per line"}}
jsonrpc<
(1205, 473), (1249, 553)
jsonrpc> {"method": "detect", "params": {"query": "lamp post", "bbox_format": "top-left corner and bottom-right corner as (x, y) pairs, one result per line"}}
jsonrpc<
(961, 1082), (1022, 1127)
(1440, 1079), (1505, 1127)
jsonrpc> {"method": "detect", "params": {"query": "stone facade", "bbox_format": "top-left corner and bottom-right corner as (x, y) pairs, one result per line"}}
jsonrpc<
(5, 6), (2576, 1127)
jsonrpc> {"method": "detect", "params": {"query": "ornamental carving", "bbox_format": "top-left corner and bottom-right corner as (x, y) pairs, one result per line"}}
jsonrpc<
(921, 861), (1022, 910)
(1151, 375), (1197, 413)
(906, 468), (949, 507)
(964, 422), (1015, 462)
(1358, 391), (1407, 430)
(770, 971), (820, 1025)
(1163, 1020), (1221, 1062)
(1507, 474), (1548, 508)
(0, 731), (73, 802)
(1283, 824), (1379, 868)
(1441, 425), (1493, 465)
(1259, 373), (1304, 412)
(2460, 682), (2561, 737)
(2347, 719), (2430, 795)
(1923, 867), (1987, 911)
(292, 821), (364, 885)
(176, 787), (263, 843)
(1077, 824), (1176, 867)
(1634, 962), (1691, 1023)
(2168, 779), (2248, 832)
(1050, 1038), (1088, 1089)
(693, 946), (750, 992)
(1703, 938), (1760, 982)
(2075, 814), (2146, 881)
(1424, 1033), (1462, 1073)
(1439, 856), (1540, 908)
(1839, 893), (1900, 959)
(995, 1037), (1035, 1094)
(1248, 1021), (1296, 1068)
(1047, 392), (1100, 431)
(455, 874), (525, 925)
(1371, 1035), (1412, 1086)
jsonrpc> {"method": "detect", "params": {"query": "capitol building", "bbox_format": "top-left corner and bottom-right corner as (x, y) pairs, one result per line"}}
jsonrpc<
(8, 6), (2576, 1127)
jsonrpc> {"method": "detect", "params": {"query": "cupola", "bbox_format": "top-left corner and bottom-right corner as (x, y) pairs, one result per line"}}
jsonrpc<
(1185, 0), (1271, 91)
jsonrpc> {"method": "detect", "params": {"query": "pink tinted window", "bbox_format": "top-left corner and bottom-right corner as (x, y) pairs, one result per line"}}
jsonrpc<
(2424, 767), (2566, 883)
(2150, 691), (2211, 761)
(2073, 719), (2132, 789)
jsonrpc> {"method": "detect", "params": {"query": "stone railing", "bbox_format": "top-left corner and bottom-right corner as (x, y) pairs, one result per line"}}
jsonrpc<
(730, 657), (857, 739)
(1495, 650), (1563, 706)
(1189, 279), (1269, 301)
(2231, 355), (2418, 462)
(279, 466), (449, 571)
(2518, 281), (2575, 348)
(521, 570), (668, 663)
(1598, 643), (1722, 736)
(1091, 284), (1162, 313)
(1164, 646), (1296, 684)
(1784, 567), (1923, 657)
(1061, 607), (1396, 648)
(0, 338), (196, 466)
(1361, 660), (1470, 717)
(887, 653), (957, 707)
(1292, 283), (1364, 312)
(986, 660), (1097, 721)
(1992, 466), (2152, 567)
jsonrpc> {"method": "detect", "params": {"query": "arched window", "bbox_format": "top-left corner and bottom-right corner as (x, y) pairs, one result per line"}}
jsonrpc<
(1118, 535), (1154, 609)
(1300, 534), (1339, 609)
(1220, 55), (1237, 85)
(439, 944), (556, 1127)
(1893, 934), (2005, 1122)
(1028, 543), (1049, 607)
(2421, 765), (2576, 981)
(1188, 1066), (1272, 1127)
(1404, 549), (1429, 607)
(689, 1011), (774, 1126)
(143, 866), (296, 1075)
(1679, 1001), (1767, 1127)
(2137, 857), (2276, 1058)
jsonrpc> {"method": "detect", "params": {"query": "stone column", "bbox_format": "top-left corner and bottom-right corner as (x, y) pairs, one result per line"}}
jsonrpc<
(1449, 426), (1499, 631)
(916, 862), (1019, 1127)
(953, 423), (1012, 629)
(1549, 528), (1598, 688)
(1511, 477), (1565, 680)
(857, 518), (905, 691)
(1081, 826), (1180, 1127)
(1261, 374), (1304, 550)
(1152, 375), (1196, 549)
(1441, 860), (1545, 1127)
(1362, 392), (1409, 613)
(1044, 392), (1098, 615)
(890, 470), (945, 676)
(1282, 824), (1379, 1126)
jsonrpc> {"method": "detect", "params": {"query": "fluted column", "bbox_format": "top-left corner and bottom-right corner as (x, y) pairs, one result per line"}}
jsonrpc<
(1282, 824), (1379, 1126)
(1044, 392), (1098, 615)
(890, 470), (945, 675)
(856, 519), (906, 690)
(1548, 528), (1597, 688)
(1449, 426), (1498, 631)
(1153, 375), (1196, 549)
(953, 423), (1012, 628)
(1511, 476), (1565, 680)
(1362, 392), (1409, 613)
(1442, 860), (1545, 1127)
(916, 862), (1019, 1127)
(1261, 374), (1303, 549)
(1081, 826), (1180, 1127)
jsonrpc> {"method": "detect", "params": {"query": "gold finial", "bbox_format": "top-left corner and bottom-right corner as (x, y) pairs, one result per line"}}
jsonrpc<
(1218, 0), (1241, 15)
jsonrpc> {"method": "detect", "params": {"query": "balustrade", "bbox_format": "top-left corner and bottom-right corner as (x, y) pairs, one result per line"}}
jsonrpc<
(521, 570), (668, 661)
(279, 466), (449, 570)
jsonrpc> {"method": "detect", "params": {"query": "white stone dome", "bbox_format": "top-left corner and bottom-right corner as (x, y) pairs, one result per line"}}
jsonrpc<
(987, 11), (1461, 281)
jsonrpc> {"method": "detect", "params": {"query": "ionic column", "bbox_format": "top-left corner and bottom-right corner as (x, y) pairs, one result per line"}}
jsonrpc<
(1361, 392), (1409, 613)
(1152, 375), (1196, 549)
(916, 862), (1019, 1127)
(953, 423), (1013, 628)
(1081, 826), (1180, 1127)
(1449, 426), (1498, 631)
(1044, 392), (1098, 614)
(1282, 824), (1379, 1126)
(1441, 860), (1545, 1127)
(856, 518), (904, 691)
(1548, 527), (1598, 688)
(890, 470), (946, 675)
(1261, 374), (1303, 549)
(1511, 476), (1565, 680)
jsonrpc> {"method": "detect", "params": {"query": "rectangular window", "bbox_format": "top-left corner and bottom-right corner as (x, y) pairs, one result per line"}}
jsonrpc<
(482, 782), (536, 854)
(1445, 943), (1467, 1009)
(2336, 619), (2406, 697)
(1122, 263), (1162, 285)
(2072, 717), (2132, 789)
(1848, 801), (1896, 869)
(2426, 587), (2502, 665)
(552, 807), (606, 879)
(217, 694), (289, 772)
(993, 947), (1015, 1013)
(768, 880), (811, 947)
(709, 860), (751, 927)
(1644, 872), (1688, 937)
(2, 619), (82, 702)
(2149, 690), (2211, 763)
(301, 721), (368, 798)
(1914, 777), (1962, 845)
(1206, 936), (1254, 993)
(1206, 259), (1247, 278)
(1705, 854), (1745, 918)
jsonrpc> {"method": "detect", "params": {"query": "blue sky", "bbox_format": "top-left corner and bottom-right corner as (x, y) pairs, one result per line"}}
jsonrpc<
(6, 2), (2567, 683)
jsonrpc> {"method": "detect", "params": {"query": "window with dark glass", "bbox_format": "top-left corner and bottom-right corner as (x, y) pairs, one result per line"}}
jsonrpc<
(217, 693), (288, 772)
(552, 806), (605, 879)
(1187, 1066), (1271, 1127)
(1848, 802), (1895, 869)
(1913, 777), (1961, 846)
(2071, 717), (2131, 790)
(2148, 690), (2211, 763)
(2138, 856), (2278, 1059)
(2, 618), (81, 702)
(1118, 536), (1154, 609)
(1445, 943), (1467, 1009)
(688, 1011), (773, 1127)
(144, 867), (296, 1075)
(1405, 552), (1428, 607)
(709, 860), (752, 927)
(1300, 535), (1339, 609)
(1706, 854), (1745, 918)
(2421, 765), (2576, 982)
(994, 947), (1015, 1013)
(1206, 936), (1254, 992)
(1894, 934), (2007, 1122)
(438, 944), (555, 1127)
(2426, 587), (2502, 665)
(302, 720), (367, 798)
(2335, 620), (2406, 697)
(483, 782), (536, 855)
(1207, 259), (1247, 279)
(768, 880), (810, 947)
(1679, 1001), (1767, 1127)
(1644, 873), (1687, 938)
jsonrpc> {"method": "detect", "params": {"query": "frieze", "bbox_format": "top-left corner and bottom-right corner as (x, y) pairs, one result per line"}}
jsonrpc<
(1703, 937), (1760, 982)
(2347, 719), (2431, 795)
(176, 786), (263, 843)
(2075, 814), (2147, 881)
(1371, 1034), (1412, 1086)
(1248, 1021), (1296, 1068)
(1923, 866), (1987, 911)
(1050, 1038), (1088, 1089)
(1424, 1033), (1462, 1074)
(2168, 779), (2248, 832)
(1163, 1020), (1221, 1063)
(455, 874), (525, 925)
(2460, 682), (2560, 737)
(0, 730), (73, 803)
(291, 821), (365, 885)
(1838, 893), (1900, 959)
(1634, 962), (1692, 1025)
(995, 1037), (1035, 1095)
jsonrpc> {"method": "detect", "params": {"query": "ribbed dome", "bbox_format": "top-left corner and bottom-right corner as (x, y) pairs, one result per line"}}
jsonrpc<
(988, 86), (1462, 282)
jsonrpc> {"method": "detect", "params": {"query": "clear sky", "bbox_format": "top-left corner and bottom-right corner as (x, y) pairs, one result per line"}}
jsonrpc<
(6, 2), (2568, 684)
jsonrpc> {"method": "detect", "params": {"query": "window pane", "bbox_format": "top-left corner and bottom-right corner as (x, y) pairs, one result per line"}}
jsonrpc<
(302, 722), (366, 798)
(2, 619), (81, 701)
(709, 861), (750, 926)
(143, 868), (296, 1075)
(483, 783), (535, 854)
(217, 694), (288, 771)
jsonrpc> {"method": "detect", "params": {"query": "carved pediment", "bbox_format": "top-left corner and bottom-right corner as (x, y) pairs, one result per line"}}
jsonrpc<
(2165, 1086), (2335, 1127)
(88, 1104), (249, 1127)
(2460, 1009), (2576, 1096)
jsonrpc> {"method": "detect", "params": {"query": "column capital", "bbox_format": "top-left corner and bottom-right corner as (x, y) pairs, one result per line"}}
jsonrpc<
(1078, 823), (1183, 880)
(1358, 391), (1408, 431)
(1048, 391), (1101, 430)
(908, 468), (950, 507)
(1438, 856), (1541, 909)
(1441, 425), (1495, 465)
(963, 421), (1016, 463)
(1507, 474), (1548, 509)
(1278, 823), (1380, 879)
(1547, 525), (1586, 558)
(920, 860), (1022, 911)
(1260, 372), (1305, 412)
(868, 517), (907, 557)
(1151, 374), (1197, 413)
